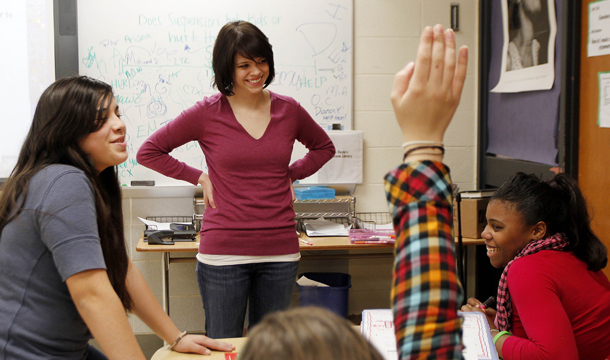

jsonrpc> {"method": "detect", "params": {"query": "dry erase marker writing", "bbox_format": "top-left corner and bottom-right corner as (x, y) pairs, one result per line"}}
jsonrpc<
(480, 296), (495, 309)
(299, 239), (313, 246)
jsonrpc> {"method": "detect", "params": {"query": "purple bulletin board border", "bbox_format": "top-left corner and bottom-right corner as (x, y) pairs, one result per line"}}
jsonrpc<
(486, 0), (561, 166)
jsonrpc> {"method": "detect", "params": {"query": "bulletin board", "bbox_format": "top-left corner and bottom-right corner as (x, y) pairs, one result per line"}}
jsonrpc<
(77, 0), (353, 186)
(478, 0), (579, 187)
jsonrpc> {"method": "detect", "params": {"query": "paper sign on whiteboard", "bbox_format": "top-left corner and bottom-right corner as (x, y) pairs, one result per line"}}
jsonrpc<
(588, 0), (610, 57)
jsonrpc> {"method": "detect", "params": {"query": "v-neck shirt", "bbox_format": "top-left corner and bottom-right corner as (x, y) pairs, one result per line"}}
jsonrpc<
(137, 91), (335, 256)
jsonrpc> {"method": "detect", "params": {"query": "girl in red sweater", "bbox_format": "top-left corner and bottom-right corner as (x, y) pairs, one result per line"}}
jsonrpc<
(462, 172), (610, 360)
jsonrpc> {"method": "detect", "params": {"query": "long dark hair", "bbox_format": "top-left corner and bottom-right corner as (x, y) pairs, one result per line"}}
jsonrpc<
(492, 172), (607, 271)
(212, 20), (275, 96)
(0, 76), (133, 310)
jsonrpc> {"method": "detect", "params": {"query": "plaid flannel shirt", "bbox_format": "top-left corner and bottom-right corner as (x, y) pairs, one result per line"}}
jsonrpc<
(384, 161), (463, 360)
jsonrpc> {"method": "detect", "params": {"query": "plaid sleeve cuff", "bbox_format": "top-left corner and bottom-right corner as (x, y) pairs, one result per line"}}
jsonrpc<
(384, 161), (452, 208)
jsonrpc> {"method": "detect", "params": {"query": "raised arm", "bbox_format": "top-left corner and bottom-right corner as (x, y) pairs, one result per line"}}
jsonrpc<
(384, 24), (468, 360)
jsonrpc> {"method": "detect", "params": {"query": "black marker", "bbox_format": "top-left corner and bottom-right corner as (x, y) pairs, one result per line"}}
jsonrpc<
(480, 296), (495, 309)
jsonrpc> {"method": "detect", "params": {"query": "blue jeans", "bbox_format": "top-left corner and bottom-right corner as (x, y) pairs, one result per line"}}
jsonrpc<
(196, 261), (299, 338)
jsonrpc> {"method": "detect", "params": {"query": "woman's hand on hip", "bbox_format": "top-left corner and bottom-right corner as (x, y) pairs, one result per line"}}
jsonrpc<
(198, 172), (216, 209)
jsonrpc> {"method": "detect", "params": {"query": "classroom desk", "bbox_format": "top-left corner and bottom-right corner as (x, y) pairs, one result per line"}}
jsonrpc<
(136, 234), (484, 315)
(151, 337), (247, 360)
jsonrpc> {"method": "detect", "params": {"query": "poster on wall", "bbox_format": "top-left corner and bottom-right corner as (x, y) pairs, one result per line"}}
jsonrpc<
(588, 0), (610, 57)
(491, 0), (557, 93)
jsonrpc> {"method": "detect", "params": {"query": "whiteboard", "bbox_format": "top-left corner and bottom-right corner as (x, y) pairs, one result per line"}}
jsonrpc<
(0, 0), (54, 178)
(77, 0), (353, 186)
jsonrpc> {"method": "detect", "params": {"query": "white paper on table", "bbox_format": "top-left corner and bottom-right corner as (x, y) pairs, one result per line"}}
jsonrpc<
(588, 0), (610, 57)
(459, 311), (499, 360)
(303, 217), (350, 237)
(599, 72), (610, 128)
(361, 309), (398, 360)
(138, 217), (190, 231)
(361, 310), (498, 360)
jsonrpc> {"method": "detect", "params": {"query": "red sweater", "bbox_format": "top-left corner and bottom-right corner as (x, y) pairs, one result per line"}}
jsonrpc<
(137, 92), (334, 256)
(502, 251), (610, 360)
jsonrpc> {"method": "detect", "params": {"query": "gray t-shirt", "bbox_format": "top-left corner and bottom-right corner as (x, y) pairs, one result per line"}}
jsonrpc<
(0, 165), (107, 360)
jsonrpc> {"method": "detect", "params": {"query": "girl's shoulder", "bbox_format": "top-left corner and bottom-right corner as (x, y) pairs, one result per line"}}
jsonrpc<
(34, 164), (86, 180)
(193, 92), (224, 110)
(511, 251), (584, 277)
(30, 165), (92, 193)
(268, 90), (300, 108)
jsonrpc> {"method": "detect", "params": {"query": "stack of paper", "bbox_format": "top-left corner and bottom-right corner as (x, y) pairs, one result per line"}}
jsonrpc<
(361, 309), (398, 360)
(459, 311), (498, 360)
(361, 309), (498, 360)
(303, 218), (350, 237)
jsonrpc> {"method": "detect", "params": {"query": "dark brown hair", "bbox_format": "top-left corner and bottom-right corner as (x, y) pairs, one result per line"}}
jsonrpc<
(0, 75), (133, 310)
(240, 307), (384, 360)
(212, 21), (275, 96)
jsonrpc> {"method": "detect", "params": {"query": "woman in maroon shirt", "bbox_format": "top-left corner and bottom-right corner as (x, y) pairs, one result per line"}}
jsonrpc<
(137, 21), (334, 338)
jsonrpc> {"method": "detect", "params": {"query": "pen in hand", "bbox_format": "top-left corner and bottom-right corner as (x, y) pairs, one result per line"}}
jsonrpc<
(480, 296), (495, 309)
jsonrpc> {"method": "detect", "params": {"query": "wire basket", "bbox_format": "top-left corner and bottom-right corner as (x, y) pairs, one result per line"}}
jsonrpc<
(295, 216), (351, 233)
(146, 216), (192, 223)
(353, 212), (392, 230)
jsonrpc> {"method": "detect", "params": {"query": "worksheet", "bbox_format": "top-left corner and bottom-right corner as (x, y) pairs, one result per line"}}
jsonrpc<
(361, 310), (498, 360)
(459, 311), (499, 360)
(361, 309), (398, 360)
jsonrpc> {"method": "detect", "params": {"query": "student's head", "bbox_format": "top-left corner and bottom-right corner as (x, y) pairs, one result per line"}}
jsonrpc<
(212, 21), (275, 96)
(482, 172), (607, 271)
(19, 75), (126, 173)
(240, 307), (384, 360)
(0, 75), (133, 309)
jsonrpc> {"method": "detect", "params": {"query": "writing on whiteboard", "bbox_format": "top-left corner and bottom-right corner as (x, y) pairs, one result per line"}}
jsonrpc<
(78, 0), (353, 186)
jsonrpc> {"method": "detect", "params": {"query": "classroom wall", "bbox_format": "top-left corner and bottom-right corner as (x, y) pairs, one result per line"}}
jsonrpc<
(123, 0), (480, 334)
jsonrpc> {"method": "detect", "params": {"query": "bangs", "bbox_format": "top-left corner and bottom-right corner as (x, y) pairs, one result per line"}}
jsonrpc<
(94, 90), (114, 131)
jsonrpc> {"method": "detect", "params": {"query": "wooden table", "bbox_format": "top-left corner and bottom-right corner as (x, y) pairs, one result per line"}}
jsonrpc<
(151, 337), (247, 360)
(137, 234), (484, 315)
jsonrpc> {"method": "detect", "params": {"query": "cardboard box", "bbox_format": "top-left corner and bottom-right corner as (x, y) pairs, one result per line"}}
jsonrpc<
(453, 197), (490, 239)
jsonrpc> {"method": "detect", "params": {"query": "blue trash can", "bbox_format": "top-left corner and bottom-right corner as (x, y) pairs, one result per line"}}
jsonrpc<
(297, 272), (351, 318)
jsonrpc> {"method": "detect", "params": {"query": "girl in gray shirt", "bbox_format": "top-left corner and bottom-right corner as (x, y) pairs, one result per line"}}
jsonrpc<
(0, 76), (234, 359)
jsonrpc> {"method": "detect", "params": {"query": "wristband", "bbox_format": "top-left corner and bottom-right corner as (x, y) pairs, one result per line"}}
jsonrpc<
(402, 140), (443, 149)
(403, 145), (445, 162)
(493, 330), (511, 344)
(169, 331), (188, 351)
